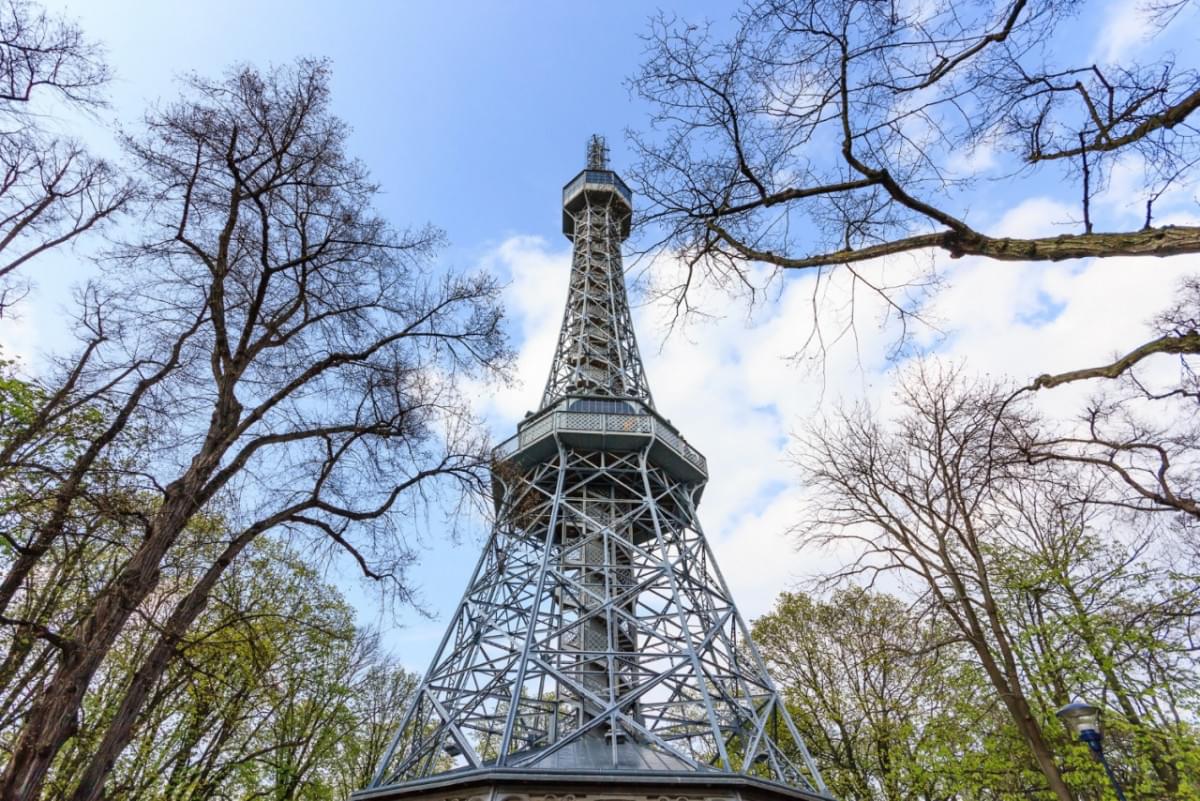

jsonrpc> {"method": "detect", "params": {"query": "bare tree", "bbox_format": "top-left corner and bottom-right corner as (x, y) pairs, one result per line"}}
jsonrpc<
(1016, 276), (1200, 520)
(0, 0), (132, 314)
(630, 0), (1200, 323)
(0, 59), (509, 801)
(629, 0), (1200, 537)
(797, 363), (1198, 799)
(798, 365), (1078, 801)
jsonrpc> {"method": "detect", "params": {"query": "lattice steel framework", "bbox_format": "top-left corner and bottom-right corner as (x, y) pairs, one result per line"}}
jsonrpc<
(542, 136), (651, 408)
(366, 138), (827, 799)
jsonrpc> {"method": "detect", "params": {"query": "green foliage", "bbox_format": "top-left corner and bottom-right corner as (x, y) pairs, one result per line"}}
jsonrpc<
(41, 537), (417, 801)
(990, 527), (1200, 801)
(754, 588), (1026, 801)
(0, 356), (43, 428)
(754, 560), (1200, 800)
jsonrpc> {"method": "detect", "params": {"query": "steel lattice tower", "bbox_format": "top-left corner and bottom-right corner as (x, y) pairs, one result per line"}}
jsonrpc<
(357, 137), (829, 801)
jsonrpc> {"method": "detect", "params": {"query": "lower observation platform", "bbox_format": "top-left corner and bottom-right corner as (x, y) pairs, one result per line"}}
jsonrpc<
(493, 396), (708, 489)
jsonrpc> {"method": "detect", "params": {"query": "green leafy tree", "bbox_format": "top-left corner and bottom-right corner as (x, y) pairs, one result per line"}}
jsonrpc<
(754, 588), (1033, 801)
(797, 363), (1200, 800)
(0, 56), (508, 801)
(40, 538), (418, 801)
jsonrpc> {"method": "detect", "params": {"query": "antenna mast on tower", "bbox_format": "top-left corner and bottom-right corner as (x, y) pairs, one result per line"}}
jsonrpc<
(586, 133), (609, 170)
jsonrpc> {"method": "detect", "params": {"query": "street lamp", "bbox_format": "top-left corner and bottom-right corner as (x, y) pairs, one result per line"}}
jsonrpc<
(1056, 702), (1128, 801)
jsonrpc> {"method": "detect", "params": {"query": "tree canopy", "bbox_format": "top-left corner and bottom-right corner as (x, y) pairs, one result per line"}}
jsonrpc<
(0, 6), (510, 799)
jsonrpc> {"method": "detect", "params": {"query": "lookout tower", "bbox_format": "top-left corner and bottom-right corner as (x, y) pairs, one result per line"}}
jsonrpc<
(356, 137), (830, 801)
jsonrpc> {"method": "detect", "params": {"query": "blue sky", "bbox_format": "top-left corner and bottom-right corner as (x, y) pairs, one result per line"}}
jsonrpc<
(56, 1), (737, 252)
(10, 0), (1200, 673)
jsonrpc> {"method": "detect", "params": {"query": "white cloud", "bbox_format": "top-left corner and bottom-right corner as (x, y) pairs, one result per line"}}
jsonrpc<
(945, 141), (998, 179)
(468, 236), (571, 425)
(0, 308), (41, 371)
(467, 205), (1195, 630)
(1092, 0), (1153, 64)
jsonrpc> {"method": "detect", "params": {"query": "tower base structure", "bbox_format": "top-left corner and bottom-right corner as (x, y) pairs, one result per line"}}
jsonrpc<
(353, 769), (829, 801)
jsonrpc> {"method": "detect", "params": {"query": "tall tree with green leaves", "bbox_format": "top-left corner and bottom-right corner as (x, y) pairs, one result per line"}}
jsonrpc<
(796, 363), (1200, 800)
(753, 588), (1037, 801)
(0, 56), (509, 801)
(40, 537), (418, 801)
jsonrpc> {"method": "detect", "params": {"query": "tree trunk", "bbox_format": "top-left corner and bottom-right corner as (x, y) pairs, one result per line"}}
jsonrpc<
(0, 474), (212, 800)
(935, 563), (1076, 801)
(66, 531), (256, 801)
(0, 532), (59, 619)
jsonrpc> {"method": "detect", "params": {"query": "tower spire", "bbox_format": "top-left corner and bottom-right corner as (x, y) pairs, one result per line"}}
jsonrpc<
(542, 135), (652, 408)
(360, 141), (829, 801)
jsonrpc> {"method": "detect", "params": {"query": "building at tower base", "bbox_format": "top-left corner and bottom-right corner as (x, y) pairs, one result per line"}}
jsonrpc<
(355, 767), (827, 801)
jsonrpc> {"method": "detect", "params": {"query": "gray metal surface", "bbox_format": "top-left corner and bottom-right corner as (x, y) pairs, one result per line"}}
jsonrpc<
(545, 136), (649, 406)
(368, 142), (826, 797)
(515, 737), (697, 772)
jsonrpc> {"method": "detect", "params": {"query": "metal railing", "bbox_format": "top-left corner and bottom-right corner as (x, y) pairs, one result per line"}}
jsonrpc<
(562, 170), (633, 206)
(494, 410), (707, 476)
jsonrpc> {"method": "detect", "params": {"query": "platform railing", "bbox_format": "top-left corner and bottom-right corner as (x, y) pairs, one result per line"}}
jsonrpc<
(493, 409), (706, 476)
(562, 170), (633, 206)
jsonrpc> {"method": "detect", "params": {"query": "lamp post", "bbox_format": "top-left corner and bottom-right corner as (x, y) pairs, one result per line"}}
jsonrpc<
(1056, 702), (1128, 801)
